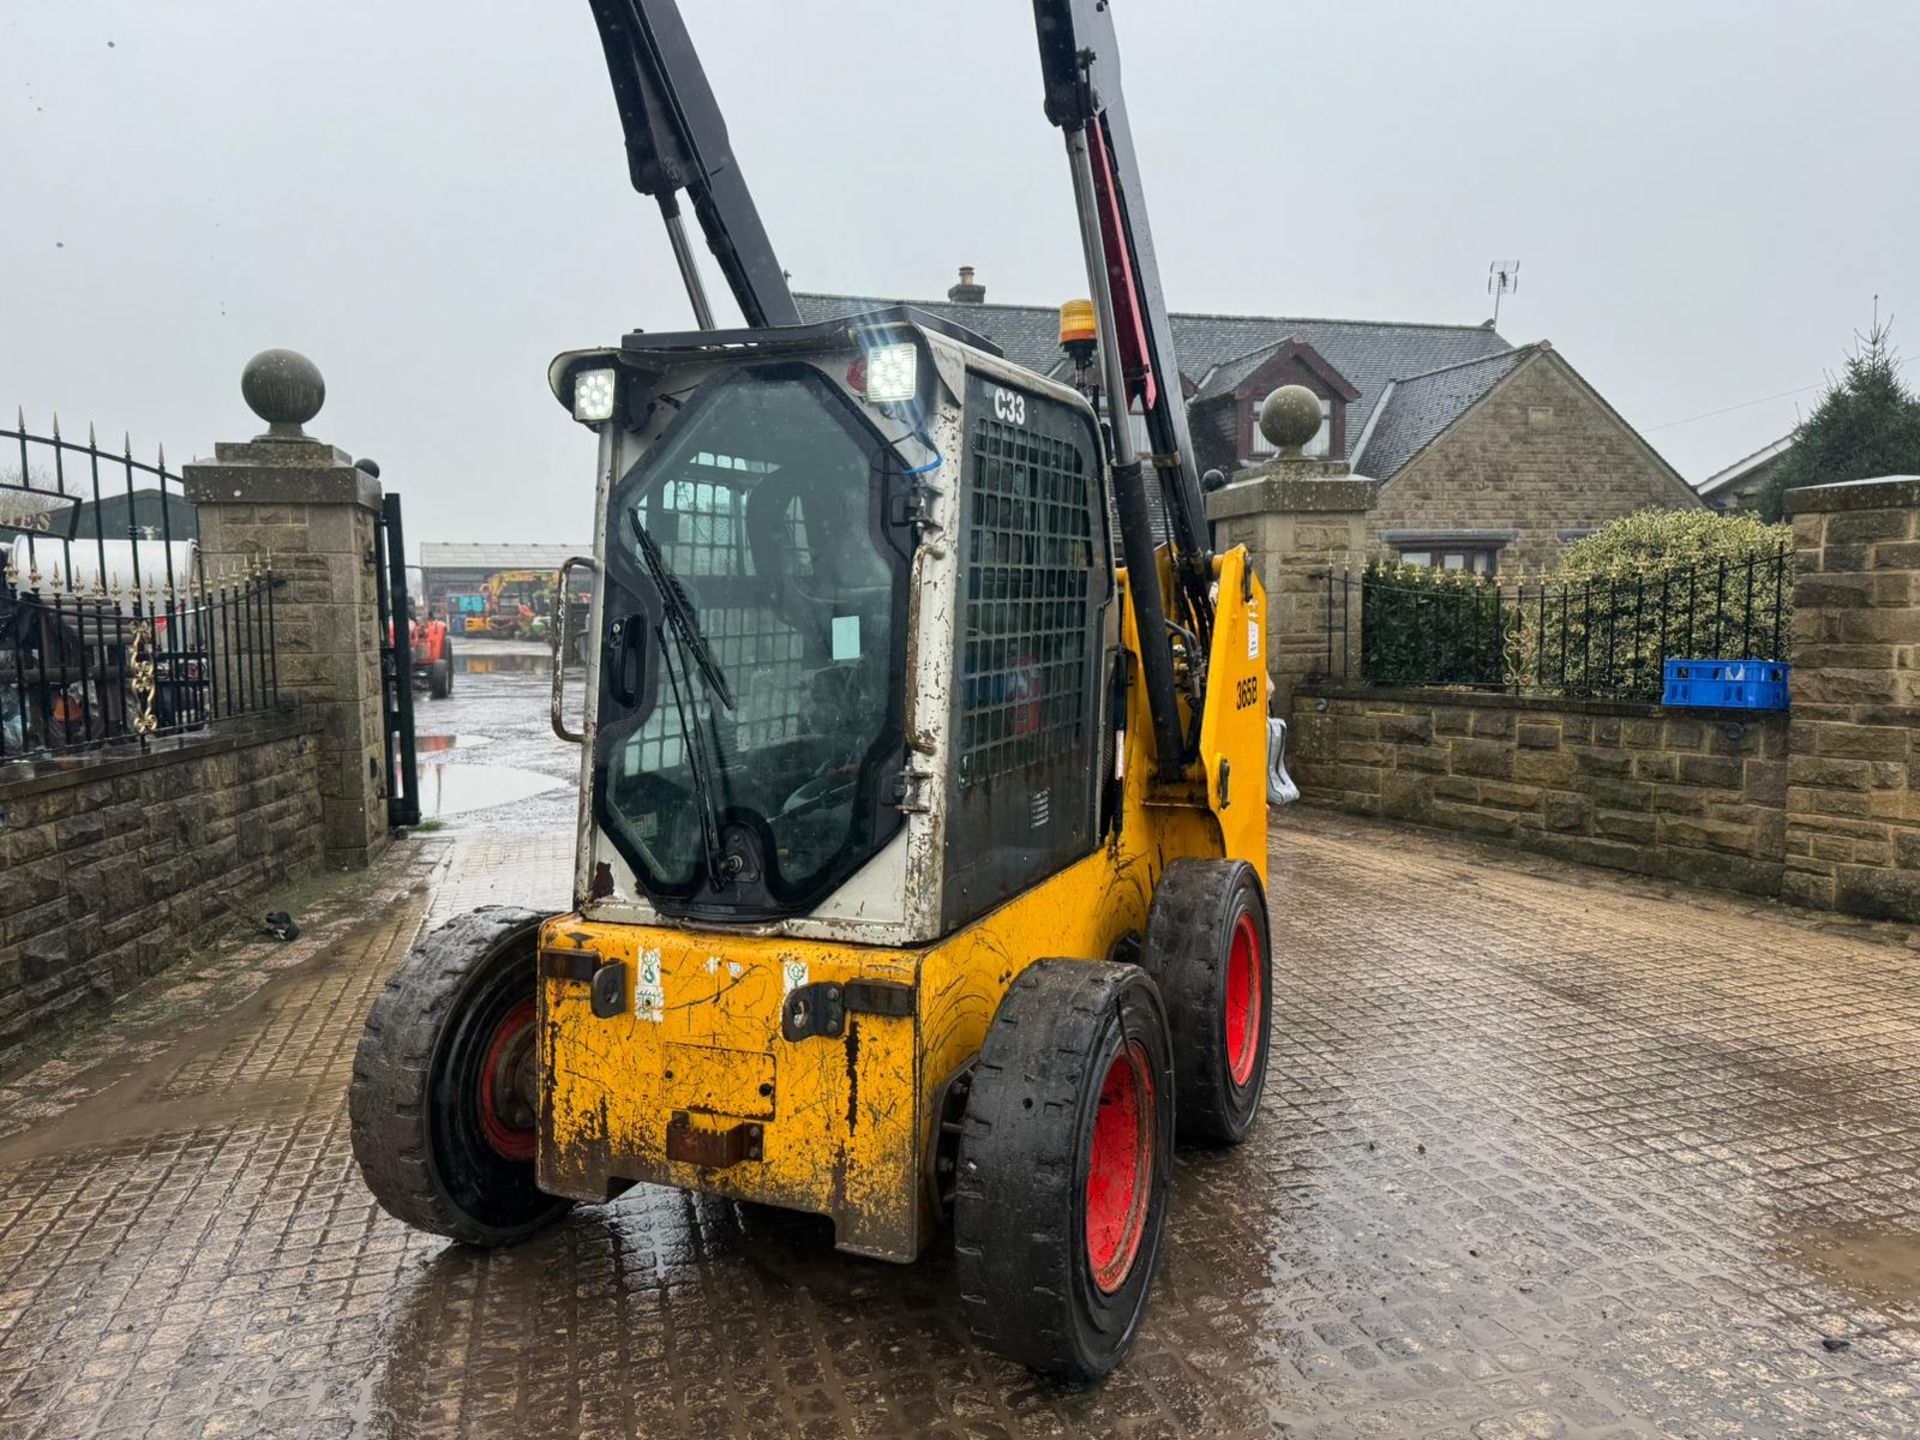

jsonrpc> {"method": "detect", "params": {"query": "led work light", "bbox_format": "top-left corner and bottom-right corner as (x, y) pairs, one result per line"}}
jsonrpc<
(573, 368), (617, 423)
(862, 342), (919, 403)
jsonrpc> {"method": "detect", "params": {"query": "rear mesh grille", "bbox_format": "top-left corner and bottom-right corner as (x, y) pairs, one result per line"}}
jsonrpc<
(956, 417), (1094, 790)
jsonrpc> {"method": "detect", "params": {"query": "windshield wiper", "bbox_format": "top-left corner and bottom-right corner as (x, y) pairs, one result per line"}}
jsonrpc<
(656, 633), (734, 889)
(628, 510), (736, 888)
(629, 511), (735, 710)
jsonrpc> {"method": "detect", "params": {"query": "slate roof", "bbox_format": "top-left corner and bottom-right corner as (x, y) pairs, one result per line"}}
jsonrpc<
(1352, 347), (1535, 481)
(1194, 342), (1292, 402)
(1695, 433), (1794, 498)
(794, 294), (1069, 375)
(793, 292), (1513, 451)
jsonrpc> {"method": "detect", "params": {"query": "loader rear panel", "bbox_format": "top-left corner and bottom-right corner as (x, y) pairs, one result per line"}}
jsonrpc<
(537, 924), (922, 1258)
(536, 832), (1197, 1264)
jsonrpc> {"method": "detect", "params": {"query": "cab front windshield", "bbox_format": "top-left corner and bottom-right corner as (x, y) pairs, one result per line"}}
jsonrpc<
(596, 365), (909, 915)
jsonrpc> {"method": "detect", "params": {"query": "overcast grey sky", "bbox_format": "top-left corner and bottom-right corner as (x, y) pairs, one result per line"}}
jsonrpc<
(4, 2), (1916, 547)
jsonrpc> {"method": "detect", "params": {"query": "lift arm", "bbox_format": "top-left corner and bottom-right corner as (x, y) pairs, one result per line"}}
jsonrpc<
(1032, 0), (1215, 780)
(587, 0), (801, 329)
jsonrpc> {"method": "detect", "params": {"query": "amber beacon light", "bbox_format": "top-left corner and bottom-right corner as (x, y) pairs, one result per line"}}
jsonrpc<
(1058, 298), (1098, 347)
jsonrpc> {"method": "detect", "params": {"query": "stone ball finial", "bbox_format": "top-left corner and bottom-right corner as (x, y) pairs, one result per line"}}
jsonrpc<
(241, 349), (325, 439)
(1258, 384), (1322, 457)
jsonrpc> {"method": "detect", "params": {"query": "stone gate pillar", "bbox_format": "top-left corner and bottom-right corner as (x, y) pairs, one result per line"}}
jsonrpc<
(1781, 475), (1920, 920)
(184, 350), (390, 868)
(1204, 386), (1379, 716)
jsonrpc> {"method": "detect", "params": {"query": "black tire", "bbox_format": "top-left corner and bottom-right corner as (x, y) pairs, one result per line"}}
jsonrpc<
(349, 905), (572, 1246)
(953, 959), (1175, 1381)
(1141, 859), (1272, 1147)
(428, 655), (452, 699)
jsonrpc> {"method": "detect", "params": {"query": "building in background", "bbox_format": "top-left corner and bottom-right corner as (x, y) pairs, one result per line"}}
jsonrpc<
(1694, 435), (1794, 513)
(1353, 342), (1702, 573)
(799, 279), (1509, 479)
(418, 542), (588, 620)
(0, 487), (198, 550)
(799, 271), (1699, 574)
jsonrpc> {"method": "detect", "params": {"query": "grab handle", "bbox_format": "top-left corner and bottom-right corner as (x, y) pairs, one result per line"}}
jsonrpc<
(550, 555), (599, 744)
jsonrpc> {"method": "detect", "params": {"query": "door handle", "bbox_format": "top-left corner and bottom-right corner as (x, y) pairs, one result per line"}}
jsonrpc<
(550, 555), (598, 744)
(606, 613), (649, 708)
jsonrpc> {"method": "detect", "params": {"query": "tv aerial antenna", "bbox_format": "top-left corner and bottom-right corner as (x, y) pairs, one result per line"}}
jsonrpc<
(1488, 260), (1520, 326)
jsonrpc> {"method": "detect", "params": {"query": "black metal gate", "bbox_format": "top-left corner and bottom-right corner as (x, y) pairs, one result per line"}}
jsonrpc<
(373, 490), (421, 828)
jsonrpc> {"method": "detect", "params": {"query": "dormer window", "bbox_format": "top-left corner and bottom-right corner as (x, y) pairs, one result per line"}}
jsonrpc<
(1188, 338), (1358, 473)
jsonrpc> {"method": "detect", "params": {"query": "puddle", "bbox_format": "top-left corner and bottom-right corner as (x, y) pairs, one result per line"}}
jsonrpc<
(456, 652), (548, 675)
(415, 762), (565, 818)
(1777, 1221), (1920, 1310)
(416, 733), (495, 754)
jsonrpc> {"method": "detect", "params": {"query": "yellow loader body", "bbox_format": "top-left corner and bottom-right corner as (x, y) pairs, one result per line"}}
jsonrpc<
(536, 551), (1269, 1261)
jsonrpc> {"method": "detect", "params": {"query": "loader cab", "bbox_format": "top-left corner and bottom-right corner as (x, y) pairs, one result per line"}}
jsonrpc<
(551, 308), (1116, 946)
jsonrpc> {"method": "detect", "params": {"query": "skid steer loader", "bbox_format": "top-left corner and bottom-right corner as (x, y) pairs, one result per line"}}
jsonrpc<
(351, 0), (1273, 1379)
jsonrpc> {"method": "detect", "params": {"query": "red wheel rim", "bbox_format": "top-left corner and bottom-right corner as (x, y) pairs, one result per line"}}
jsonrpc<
(1085, 1039), (1155, 1294)
(478, 1000), (538, 1162)
(1225, 911), (1262, 1087)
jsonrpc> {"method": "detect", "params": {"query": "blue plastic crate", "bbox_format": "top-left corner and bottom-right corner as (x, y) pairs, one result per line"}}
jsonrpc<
(1662, 659), (1789, 711)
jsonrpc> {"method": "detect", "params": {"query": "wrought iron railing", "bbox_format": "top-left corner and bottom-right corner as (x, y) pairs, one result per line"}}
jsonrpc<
(2, 414), (281, 761)
(1317, 547), (1794, 703)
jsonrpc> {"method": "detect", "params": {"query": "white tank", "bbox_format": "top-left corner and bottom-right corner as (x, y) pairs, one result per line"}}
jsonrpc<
(6, 536), (199, 613)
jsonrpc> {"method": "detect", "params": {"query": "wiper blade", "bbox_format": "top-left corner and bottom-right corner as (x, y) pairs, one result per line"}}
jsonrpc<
(629, 510), (735, 710)
(656, 630), (733, 890)
(627, 509), (735, 888)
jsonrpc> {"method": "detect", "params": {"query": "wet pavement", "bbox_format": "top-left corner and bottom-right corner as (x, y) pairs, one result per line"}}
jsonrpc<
(2, 645), (1919, 1438)
(409, 639), (581, 834)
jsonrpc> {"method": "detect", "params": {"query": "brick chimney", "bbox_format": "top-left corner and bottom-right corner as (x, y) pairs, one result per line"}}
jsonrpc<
(948, 265), (986, 305)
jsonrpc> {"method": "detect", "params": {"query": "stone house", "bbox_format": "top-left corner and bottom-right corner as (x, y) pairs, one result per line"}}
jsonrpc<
(1694, 434), (1793, 513)
(798, 272), (1699, 574)
(1354, 342), (1703, 574)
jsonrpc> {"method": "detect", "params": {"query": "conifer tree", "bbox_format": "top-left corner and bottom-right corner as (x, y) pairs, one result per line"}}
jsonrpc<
(1763, 313), (1920, 520)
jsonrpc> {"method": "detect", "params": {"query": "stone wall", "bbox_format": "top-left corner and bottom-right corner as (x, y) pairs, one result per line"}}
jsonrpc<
(0, 714), (323, 1073)
(1290, 687), (1788, 897)
(1370, 349), (1702, 574)
(1781, 475), (1920, 920)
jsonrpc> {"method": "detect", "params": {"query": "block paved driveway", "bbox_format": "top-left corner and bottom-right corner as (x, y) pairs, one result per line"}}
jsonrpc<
(2, 804), (1918, 1438)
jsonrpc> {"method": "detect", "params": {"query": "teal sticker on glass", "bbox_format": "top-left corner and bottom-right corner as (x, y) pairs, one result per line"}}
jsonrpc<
(831, 615), (860, 661)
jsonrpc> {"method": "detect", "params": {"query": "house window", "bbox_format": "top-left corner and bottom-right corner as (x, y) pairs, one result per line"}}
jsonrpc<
(1249, 396), (1331, 459)
(1396, 545), (1499, 576)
